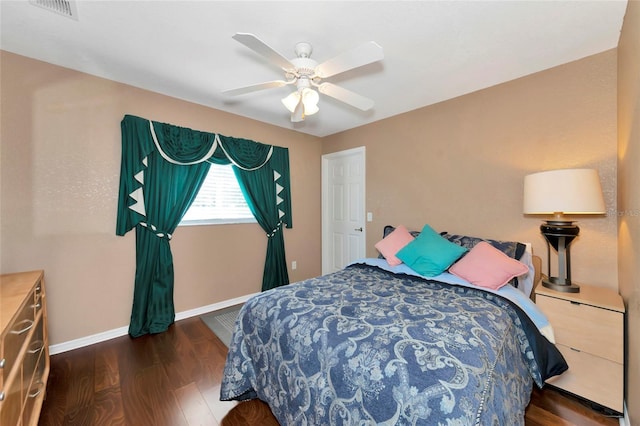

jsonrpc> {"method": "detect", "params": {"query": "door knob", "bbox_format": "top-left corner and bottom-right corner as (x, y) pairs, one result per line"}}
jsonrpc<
(354, 227), (363, 232)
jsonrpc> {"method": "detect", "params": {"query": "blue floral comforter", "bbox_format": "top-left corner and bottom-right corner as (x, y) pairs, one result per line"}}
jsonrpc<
(220, 263), (567, 425)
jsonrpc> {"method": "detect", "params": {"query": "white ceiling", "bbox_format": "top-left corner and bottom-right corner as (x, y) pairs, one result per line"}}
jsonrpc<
(0, 1), (628, 137)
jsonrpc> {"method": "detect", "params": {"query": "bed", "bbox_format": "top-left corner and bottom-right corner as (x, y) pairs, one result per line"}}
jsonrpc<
(220, 225), (568, 425)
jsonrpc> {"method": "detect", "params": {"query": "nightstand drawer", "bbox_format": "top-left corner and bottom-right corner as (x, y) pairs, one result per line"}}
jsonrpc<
(547, 344), (623, 413)
(536, 294), (623, 363)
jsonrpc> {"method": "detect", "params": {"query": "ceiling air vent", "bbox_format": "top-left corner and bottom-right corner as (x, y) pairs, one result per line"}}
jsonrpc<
(29, 0), (78, 20)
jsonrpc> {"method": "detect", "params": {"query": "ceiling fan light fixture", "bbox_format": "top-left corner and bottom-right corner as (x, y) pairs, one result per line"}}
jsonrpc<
(282, 88), (319, 119)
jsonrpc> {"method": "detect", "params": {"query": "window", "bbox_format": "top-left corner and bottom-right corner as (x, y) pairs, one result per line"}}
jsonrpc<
(180, 164), (256, 225)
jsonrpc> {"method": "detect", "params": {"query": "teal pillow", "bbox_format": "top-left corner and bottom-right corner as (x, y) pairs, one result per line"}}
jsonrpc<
(396, 224), (468, 277)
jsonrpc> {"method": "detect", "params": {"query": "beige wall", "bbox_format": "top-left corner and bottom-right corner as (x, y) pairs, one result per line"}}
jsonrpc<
(618, 0), (640, 423)
(0, 51), (323, 346)
(323, 50), (619, 291)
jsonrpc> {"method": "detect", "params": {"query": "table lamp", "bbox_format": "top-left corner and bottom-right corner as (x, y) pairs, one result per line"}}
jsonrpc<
(523, 169), (605, 293)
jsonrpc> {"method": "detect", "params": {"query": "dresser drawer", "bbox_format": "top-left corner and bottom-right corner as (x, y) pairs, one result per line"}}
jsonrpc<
(1, 287), (37, 381)
(547, 344), (623, 413)
(0, 374), (23, 426)
(536, 294), (623, 363)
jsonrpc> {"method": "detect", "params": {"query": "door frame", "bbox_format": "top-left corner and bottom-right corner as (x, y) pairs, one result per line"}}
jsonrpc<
(321, 146), (366, 274)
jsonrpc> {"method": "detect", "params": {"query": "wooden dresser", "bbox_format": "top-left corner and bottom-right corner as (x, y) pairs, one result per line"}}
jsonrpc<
(535, 282), (624, 413)
(0, 270), (49, 426)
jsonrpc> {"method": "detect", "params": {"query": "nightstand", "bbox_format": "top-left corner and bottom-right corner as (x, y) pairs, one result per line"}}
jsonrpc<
(535, 282), (625, 413)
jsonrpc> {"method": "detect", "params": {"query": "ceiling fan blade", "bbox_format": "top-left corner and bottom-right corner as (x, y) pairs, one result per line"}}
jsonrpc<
(232, 33), (295, 72)
(315, 41), (383, 78)
(222, 80), (291, 96)
(317, 82), (375, 111)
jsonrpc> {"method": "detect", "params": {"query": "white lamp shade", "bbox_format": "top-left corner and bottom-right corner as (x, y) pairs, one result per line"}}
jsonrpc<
(281, 91), (301, 113)
(301, 89), (319, 115)
(523, 168), (606, 215)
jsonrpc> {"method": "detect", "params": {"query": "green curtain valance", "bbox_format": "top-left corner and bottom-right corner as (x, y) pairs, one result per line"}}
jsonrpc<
(116, 114), (292, 337)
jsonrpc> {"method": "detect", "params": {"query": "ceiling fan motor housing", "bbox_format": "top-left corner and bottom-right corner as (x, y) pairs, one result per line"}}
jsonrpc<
(294, 42), (313, 58)
(290, 57), (318, 77)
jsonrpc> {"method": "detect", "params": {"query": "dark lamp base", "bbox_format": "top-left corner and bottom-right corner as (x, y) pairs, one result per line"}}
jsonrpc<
(542, 277), (580, 293)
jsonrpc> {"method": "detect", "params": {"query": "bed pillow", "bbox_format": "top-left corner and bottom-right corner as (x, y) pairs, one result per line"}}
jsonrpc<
(449, 241), (529, 290)
(396, 224), (468, 277)
(441, 232), (526, 260)
(379, 225), (422, 259)
(375, 225), (415, 266)
(382, 225), (422, 239)
(442, 232), (527, 289)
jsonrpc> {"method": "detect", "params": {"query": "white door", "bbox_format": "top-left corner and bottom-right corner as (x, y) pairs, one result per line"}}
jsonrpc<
(322, 147), (366, 274)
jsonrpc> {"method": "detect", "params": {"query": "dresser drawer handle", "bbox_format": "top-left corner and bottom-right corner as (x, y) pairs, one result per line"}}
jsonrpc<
(570, 301), (581, 305)
(570, 347), (582, 352)
(10, 319), (34, 335)
(0, 358), (5, 368)
(28, 340), (45, 354)
(28, 381), (44, 398)
(0, 391), (4, 401)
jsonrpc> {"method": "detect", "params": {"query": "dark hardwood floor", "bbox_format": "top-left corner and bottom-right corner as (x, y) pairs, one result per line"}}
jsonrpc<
(38, 316), (621, 426)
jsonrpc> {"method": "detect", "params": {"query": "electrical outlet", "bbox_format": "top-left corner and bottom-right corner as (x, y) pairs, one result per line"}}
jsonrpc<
(292, 260), (297, 270)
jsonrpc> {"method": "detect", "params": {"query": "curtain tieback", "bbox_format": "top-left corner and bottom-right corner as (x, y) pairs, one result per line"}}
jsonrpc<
(140, 222), (172, 240)
(266, 221), (283, 238)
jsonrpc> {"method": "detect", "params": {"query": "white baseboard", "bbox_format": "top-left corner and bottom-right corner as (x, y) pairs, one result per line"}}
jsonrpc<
(620, 400), (630, 426)
(48, 293), (258, 355)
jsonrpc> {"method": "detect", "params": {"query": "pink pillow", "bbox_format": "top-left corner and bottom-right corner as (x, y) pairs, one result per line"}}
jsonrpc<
(374, 225), (415, 266)
(449, 241), (529, 290)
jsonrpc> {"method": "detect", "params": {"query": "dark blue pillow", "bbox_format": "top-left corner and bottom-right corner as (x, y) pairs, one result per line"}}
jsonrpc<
(441, 233), (526, 260)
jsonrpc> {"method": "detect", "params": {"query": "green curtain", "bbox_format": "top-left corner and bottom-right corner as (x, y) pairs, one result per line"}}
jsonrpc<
(232, 144), (291, 291)
(116, 115), (292, 337)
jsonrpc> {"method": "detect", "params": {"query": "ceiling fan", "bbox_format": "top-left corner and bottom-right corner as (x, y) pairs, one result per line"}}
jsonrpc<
(223, 33), (384, 122)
